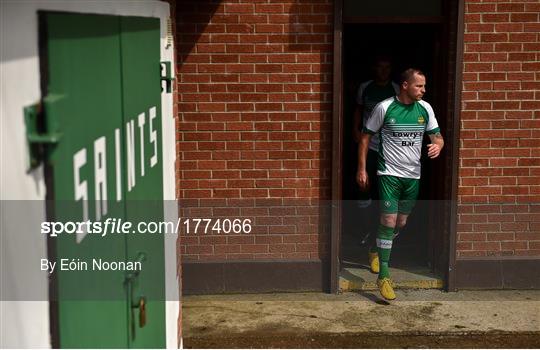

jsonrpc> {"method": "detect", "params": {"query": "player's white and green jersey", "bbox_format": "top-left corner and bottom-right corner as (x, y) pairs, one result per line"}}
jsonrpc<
(363, 96), (440, 179)
(357, 80), (400, 151)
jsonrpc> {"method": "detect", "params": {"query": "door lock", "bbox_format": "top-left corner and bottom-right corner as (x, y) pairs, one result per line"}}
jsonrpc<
(125, 252), (148, 340)
(137, 297), (146, 328)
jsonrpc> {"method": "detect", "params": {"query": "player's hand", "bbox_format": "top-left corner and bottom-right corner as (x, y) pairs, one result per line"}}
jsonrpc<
(427, 143), (441, 159)
(356, 169), (369, 190)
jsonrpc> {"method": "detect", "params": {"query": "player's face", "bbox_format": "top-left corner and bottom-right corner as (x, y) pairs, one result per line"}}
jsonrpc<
(374, 61), (392, 82)
(405, 73), (426, 101)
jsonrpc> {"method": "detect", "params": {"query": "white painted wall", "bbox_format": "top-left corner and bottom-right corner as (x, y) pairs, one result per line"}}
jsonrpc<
(0, 1), (179, 348)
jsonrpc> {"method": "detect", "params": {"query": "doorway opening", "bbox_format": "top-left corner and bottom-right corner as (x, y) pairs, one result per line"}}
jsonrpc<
(339, 18), (458, 291)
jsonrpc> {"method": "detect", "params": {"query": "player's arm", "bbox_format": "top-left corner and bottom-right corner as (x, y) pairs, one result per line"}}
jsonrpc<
(427, 132), (444, 159)
(357, 131), (372, 190)
(357, 101), (384, 190)
(422, 101), (443, 159)
(353, 83), (367, 143)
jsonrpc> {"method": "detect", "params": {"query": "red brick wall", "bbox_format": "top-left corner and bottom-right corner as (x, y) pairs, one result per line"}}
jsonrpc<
(458, 0), (540, 258)
(175, 0), (333, 261)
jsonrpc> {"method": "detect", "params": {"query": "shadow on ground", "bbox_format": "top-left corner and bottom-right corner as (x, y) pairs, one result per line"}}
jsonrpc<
(184, 331), (540, 348)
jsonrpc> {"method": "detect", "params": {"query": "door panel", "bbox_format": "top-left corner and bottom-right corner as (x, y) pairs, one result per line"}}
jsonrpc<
(46, 13), (128, 348)
(120, 16), (165, 348)
(43, 12), (165, 348)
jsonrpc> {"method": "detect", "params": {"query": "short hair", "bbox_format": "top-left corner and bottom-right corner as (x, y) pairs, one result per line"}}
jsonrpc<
(399, 68), (424, 85)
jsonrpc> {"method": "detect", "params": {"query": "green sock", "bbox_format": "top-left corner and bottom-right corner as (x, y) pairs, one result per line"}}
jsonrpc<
(393, 227), (400, 239)
(377, 224), (394, 279)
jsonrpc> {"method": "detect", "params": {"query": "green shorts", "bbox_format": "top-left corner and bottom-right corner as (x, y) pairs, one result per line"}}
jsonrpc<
(378, 175), (420, 214)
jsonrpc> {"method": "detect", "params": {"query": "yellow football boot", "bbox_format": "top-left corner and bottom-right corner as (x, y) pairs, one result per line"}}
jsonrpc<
(368, 251), (380, 274)
(377, 277), (396, 300)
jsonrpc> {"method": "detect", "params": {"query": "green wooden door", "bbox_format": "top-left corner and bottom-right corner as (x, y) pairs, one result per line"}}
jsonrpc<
(44, 12), (165, 348)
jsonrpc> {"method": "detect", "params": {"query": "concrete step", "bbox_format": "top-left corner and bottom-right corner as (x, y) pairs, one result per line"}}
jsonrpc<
(340, 265), (443, 291)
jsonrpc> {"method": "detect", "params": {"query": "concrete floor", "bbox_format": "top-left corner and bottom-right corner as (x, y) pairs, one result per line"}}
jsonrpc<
(183, 206), (539, 347)
(182, 290), (540, 347)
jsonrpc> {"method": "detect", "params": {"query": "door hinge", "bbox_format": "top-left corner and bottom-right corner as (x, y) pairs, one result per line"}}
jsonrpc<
(23, 95), (63, 171)
(160, 61), (174, 93)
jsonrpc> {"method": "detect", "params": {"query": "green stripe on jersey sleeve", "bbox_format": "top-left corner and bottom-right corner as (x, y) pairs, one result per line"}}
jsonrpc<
(426, 127), (440, 135)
